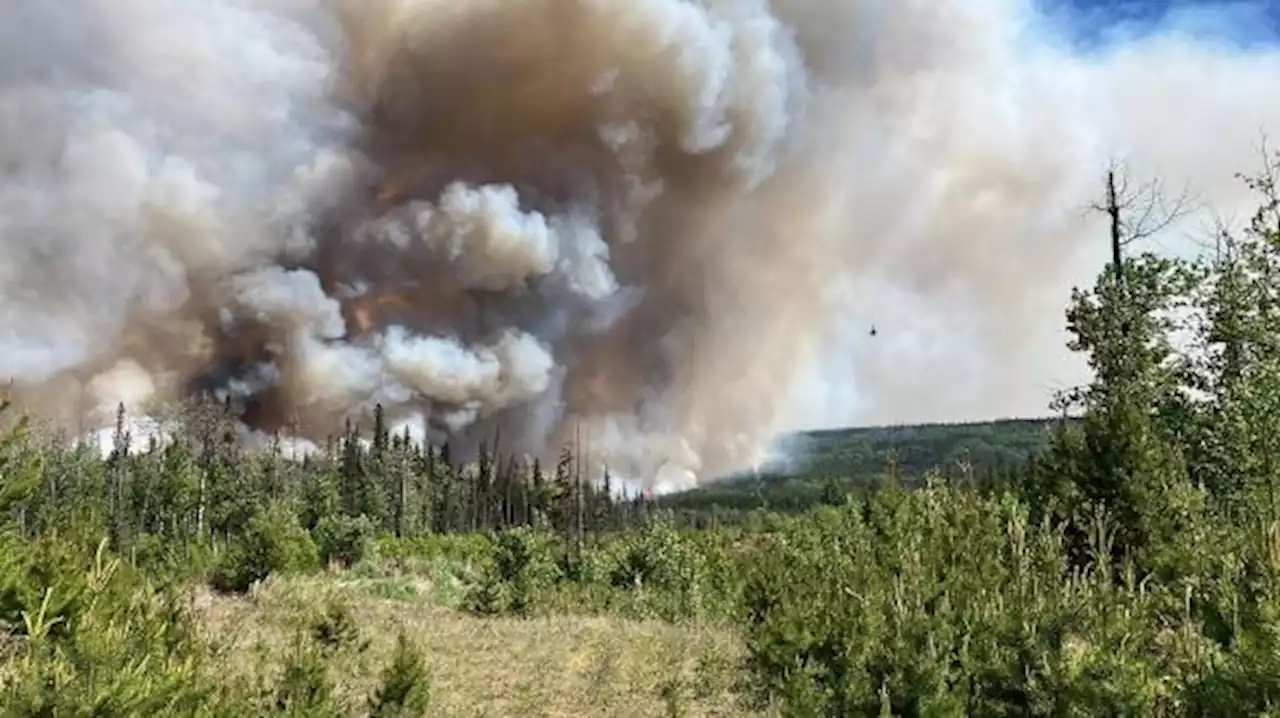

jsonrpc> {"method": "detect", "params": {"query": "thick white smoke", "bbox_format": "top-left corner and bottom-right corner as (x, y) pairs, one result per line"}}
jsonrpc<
(2, 0), (1279, 488)
(774, 0), (1280, 430)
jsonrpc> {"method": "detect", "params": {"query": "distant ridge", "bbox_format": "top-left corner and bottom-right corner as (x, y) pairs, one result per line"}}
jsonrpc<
(657, 417), (1068, 513)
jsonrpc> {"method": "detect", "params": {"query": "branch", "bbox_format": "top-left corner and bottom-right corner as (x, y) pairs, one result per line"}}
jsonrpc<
(1088, 158), (1197, 247)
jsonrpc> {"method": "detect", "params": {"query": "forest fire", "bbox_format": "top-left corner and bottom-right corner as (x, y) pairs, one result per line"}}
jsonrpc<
(3, 0), (1279, 489)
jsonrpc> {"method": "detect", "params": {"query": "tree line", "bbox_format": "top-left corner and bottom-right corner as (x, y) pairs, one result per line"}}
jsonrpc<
(2, 400), (657, 561)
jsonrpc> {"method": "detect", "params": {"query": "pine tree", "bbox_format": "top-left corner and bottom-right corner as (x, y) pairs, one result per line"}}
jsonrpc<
(368, 631), (431, 717)
(1031, 170), (1200, 567)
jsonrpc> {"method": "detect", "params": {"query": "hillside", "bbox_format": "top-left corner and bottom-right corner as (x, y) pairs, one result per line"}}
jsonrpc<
(658, 418), (1064, 514)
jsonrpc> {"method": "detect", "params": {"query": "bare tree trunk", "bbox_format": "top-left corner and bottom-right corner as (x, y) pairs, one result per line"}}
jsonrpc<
(574, 424), (585, 561)
(396, 459), (407, 538)
(196, 469), (206, 541)
(1108, 169), (1124, 284)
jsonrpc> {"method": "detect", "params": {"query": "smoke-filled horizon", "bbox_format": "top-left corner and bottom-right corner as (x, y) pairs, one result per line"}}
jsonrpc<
(2, 0), (1279, 491)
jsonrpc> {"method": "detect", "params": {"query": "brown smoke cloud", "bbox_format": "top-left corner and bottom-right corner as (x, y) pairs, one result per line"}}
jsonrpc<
(4, 0), (1280, 490)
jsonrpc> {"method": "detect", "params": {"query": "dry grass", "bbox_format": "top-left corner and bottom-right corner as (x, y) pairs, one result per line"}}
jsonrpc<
(195, 575), (767, 718)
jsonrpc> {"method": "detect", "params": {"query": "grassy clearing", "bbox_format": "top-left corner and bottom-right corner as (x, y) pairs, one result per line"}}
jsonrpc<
(195, 574), (760, 718)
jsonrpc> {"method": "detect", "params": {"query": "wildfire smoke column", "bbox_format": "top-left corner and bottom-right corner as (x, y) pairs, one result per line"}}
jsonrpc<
(0, 0), (840, 489)
(321, 0), (829, 487)
(5, 0), (1280, 490)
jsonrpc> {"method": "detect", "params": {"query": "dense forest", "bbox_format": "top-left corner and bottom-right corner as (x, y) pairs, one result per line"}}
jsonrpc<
(6, 159), (1280, 715)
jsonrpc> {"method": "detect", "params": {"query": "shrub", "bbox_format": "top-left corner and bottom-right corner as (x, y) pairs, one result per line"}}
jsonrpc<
(733, 484), (1280, 716)
(611, 515), (687, 589)
(272, 636), (345, 717)
(464, 526), (561, 616)
(465, 569), (507, 616)
(368, 630), (432, 717)
(0, 532), (237, 714)
(0, 524), (453, 715)
(610, 513), (708, 620)
(312, 514), (378, 569)
(0, 532), (96, 644)
(310, 599), (369, 656)
(210, 503), (319, 594)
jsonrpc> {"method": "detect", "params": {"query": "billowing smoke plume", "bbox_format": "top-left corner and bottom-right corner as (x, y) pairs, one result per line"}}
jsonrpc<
(3, 0), (1280, 491)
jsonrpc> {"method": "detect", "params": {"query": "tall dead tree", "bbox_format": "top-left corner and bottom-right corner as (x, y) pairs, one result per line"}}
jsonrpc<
(1091, 161), (1194, 348)
(1095, 161), (1192, 287)
(1108, 169), (1123, 284)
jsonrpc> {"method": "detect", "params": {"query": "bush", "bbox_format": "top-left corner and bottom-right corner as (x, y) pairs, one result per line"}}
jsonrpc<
(0, 531), (237, 714)
(272, 636), (345, 717)
(732, 484), (1280, 717)
(0, 520), (468, 715)
(310, 599), (369, 656)
(210, 503), (319, 594)
(0, 532), (97, 644)
(312, 514), (378, 569)
(368, 630), (432, 717)
(610, 513), (709, 620)
(610, 514), (695, 590)
(464, 526), (561, 616)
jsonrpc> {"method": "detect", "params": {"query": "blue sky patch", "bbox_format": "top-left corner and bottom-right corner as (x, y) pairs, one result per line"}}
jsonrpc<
(1036, 0), (1280, 49)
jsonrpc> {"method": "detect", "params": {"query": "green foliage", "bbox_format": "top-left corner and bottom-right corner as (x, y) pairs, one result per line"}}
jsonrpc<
(465, 525), (562, 616)
(272, 636), (345, 717)
(211, 502), (320, 594)
(310, 598), (370, 656)
(379, 532), (496, 568)
(611, 514), (694, 591)
(0, 522), (447, 716)
(0, 414), (43, 521)
(607, 513), (711, 620)
(456, 513), (749, 623)
(367, 631), (432, 718)
(313, 513), (379, 569)
(0, 532), (95, 644)
(735, 484), (1280, 716)
(662, 419), (1055, 516)
(464, 569), (507, 616)
(1032, 253), (1197, 567)
(0, 529), (231, 715)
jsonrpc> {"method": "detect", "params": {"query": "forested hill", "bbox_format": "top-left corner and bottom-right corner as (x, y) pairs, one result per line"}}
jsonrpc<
(658, 418), (1064, 514)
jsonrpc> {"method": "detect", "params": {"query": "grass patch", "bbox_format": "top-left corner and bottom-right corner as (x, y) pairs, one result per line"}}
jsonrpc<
(196, 573), (763, 717)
